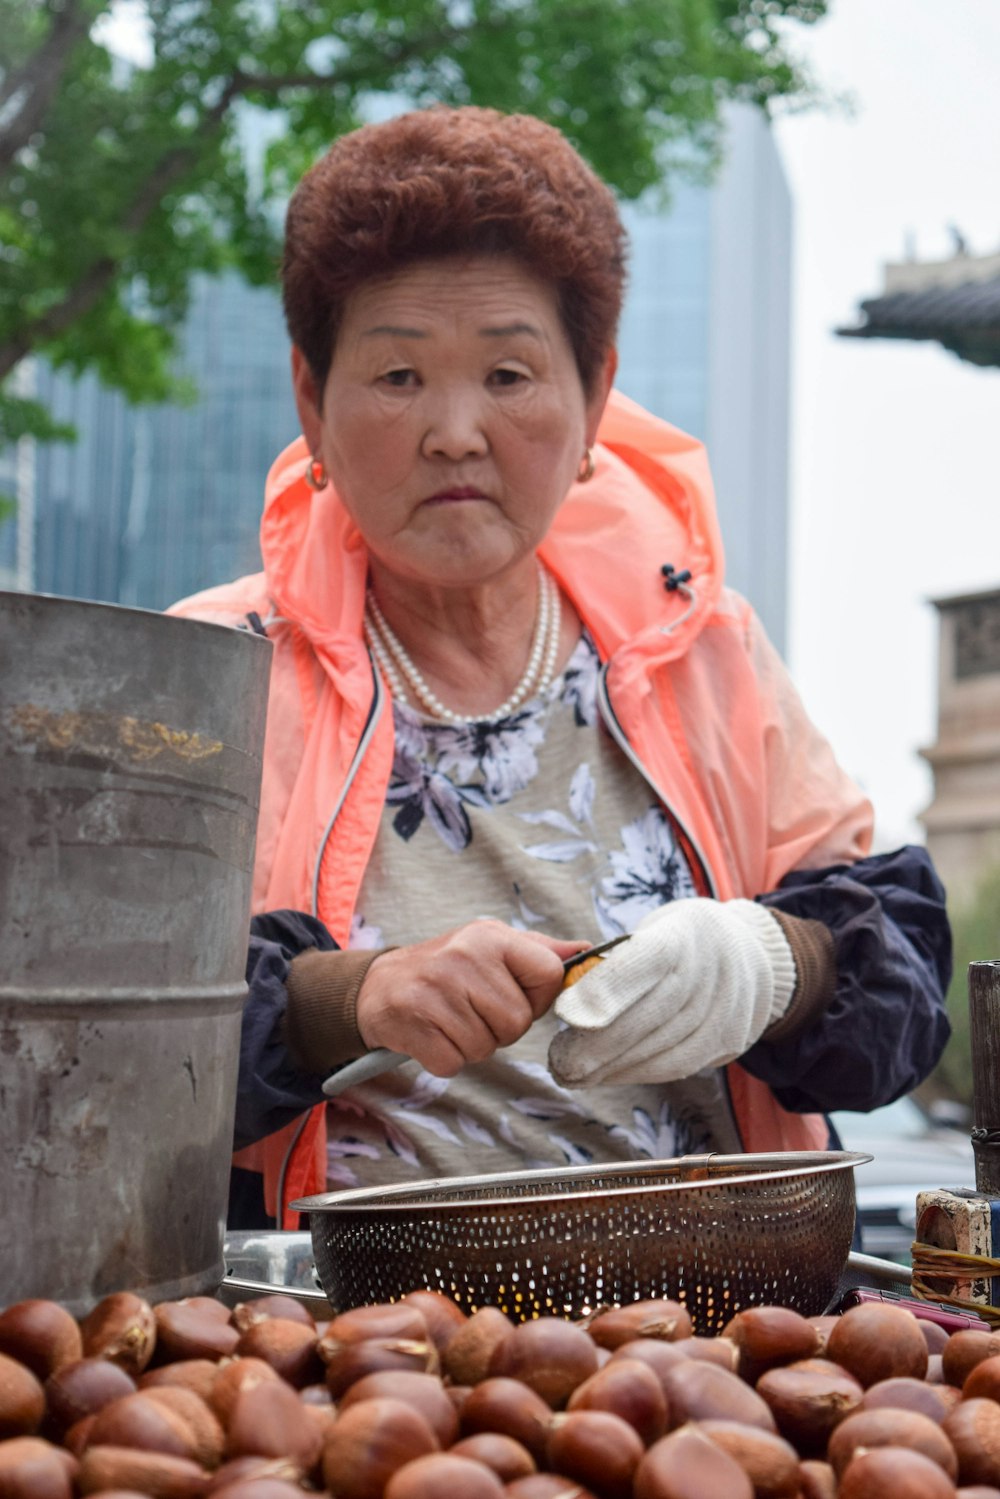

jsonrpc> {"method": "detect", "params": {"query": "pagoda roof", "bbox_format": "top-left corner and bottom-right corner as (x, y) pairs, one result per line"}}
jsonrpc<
(837, 249), (1000, 368)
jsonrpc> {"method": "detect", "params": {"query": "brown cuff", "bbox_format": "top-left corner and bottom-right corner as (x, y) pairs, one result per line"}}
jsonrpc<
(762, 910), (836, 1044)
(281, 947), (391, 1073)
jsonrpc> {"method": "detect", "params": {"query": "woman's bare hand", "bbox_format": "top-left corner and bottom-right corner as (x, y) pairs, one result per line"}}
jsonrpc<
(355, 921), (585, 1075)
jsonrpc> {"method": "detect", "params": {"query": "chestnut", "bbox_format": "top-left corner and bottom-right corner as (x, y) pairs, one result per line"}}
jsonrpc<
(504, 1480), (597, 1499)
(230, 1298), (314, 1333)
(154, 1304), (240, 1365)
(459, 1377), (553, 1465)
(567, 1358), (668, 1446)
(79, 1294), (157, 1376)
(320, 1396), (440, 1499)
(0, 1351), (46, 1439)
(546, 1410), (643, 1499)
(44, 1357), (138, 1441)
(318, 1304), (429, 1364)
(825, 1302), (928, 1388)
(0, 1301), (83, 1381)
(676, 1337), (738, 1372)
(755, 1358), (863, 1456)
(233, 1320), (323, 1390)
(205, 1456), (304, 1492)
(942, 1333), (1000, 1390)
(964, 1355), (1000, 1404)
(606, 1339), (687, 1397)
(585, 1301), (692, 1351)
(442, 1308), (514, 1388)
(827, 1407), (959, 1481)
(697, 1419), (800, 1498)
(659, 1357), (775, 1432)
(633, 1426), (754, 1499)
(449, 1433), (536, 1482)
(323, 1335), (439, 1400)
(338, 1370), (459, 1448)
(142, 1387), (226, 1469)
(944, 1398), (1000, 1487)
(862, 1375), (961, 1424)
(797, 1460), (837, 1499)
(86, 1390), (205, 1463)
(207, 1358), (282, 1429)
(837, 1445), (957, 1498)
(226, 1380), (323, 1471)
(210, 1483), (307, 1499)
(383, 1452), (505, 1499)
(488, 1320), (599, 1410)
(141, 1361), (220, 1405)
(721, 1305), (820, 1383)
(77, 1445), (209, 1499)
(921, 1321), (951, 1356)
(401, 1291), (468, 1352)
(0, 1436), (75, 1499)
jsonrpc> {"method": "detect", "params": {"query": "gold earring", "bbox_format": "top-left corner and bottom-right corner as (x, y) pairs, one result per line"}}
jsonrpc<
(577, 448), (595, 484)
(304, 456), (328, 491)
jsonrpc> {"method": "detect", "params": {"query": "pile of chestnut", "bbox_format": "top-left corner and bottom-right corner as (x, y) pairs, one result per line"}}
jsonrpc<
(4, 1287), (1000, 1499)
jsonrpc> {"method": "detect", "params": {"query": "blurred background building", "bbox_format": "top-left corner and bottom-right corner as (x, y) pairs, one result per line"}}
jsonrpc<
(921, 587), (1000, 906)
(0, 103), (792, 651)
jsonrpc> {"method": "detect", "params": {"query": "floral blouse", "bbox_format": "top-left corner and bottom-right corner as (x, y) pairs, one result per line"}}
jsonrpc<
(327, 631), (735, 1190)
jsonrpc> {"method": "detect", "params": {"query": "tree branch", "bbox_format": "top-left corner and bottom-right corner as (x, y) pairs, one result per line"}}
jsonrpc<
(0, 0), (93, 173)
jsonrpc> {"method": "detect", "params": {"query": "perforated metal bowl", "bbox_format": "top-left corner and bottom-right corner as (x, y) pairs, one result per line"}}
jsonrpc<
(293, 1150), (869, 1333)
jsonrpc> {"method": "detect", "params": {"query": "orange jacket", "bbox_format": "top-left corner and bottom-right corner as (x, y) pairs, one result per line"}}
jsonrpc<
(171, 390), (873, 1225)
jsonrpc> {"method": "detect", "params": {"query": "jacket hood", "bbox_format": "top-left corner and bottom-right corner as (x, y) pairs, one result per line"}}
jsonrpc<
(260, 387), (725, 664)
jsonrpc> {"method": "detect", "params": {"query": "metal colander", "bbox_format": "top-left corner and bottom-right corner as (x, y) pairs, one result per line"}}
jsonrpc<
(293, 1149), (869, 1333)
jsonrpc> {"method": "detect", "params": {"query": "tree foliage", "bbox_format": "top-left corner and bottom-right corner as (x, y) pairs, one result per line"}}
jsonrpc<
(0, 0), (828, 446)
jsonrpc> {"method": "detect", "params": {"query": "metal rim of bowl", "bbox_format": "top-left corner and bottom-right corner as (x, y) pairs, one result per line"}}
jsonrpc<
(291, 1148), (872, 1216)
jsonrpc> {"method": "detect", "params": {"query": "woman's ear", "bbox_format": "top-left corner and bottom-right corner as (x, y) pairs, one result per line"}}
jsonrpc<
(585, 347), (617, 447)
(290, 346), (325, 458)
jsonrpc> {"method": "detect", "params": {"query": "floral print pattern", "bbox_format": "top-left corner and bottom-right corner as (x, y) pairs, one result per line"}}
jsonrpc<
(334, 631), (705, 1186)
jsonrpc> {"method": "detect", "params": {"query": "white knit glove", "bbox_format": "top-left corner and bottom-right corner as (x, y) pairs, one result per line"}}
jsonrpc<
(548, 898), (797, 1088)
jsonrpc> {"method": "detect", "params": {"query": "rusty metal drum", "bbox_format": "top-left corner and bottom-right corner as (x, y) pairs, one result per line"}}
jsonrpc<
(0, 591), (270, 1312)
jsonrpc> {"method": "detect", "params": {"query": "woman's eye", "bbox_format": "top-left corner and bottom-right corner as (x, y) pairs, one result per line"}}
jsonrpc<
(489, 367), (527, 387)
(380, 368), (417, 388)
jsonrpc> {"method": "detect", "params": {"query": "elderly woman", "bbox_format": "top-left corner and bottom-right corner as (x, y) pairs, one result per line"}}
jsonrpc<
(171, 106), (951, 1230)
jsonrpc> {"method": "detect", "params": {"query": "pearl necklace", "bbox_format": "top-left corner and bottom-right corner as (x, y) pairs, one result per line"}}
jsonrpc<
(363, 561), (562, 724)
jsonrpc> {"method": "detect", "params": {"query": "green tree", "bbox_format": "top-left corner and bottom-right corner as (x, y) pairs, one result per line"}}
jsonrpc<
(930, 864), (1000, 1110)
(0, 0), (828, 451)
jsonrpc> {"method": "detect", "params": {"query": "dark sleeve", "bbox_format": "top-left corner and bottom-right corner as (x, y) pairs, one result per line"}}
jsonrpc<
(740, 845), (952, 1113)
(235, 910), (338, 1150)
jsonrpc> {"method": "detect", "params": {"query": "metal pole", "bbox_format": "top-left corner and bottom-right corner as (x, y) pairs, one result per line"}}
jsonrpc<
(970, 961), (1000, 1195)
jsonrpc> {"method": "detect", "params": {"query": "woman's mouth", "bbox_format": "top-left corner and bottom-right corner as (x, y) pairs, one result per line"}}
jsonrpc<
(424, 486), (489, 504)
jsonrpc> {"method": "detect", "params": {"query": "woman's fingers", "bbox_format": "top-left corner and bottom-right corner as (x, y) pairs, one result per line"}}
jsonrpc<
(355, 921), (582, 1073)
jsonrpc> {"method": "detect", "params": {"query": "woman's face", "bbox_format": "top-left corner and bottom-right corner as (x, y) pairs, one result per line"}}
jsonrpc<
(292, 256), (614, 590)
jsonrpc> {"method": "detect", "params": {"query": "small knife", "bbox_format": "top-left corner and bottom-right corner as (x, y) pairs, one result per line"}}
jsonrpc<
(320, 932), (630, 1098)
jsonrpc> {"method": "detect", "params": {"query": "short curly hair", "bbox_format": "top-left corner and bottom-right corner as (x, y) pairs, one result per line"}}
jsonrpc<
(282, 106), (627, 397)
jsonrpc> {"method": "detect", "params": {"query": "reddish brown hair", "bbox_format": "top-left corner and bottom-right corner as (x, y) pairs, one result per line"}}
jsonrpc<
(282, 106), (627, 396)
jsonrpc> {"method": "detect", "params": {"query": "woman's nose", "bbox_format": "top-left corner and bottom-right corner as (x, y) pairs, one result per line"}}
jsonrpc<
(421, 392), (489, 461)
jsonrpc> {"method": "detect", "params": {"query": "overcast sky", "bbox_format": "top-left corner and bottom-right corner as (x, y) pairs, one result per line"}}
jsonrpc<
(772, 0), (1000, 850)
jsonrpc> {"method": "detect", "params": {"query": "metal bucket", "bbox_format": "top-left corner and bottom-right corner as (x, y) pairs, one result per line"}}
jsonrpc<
(0, 591), (271, 1313)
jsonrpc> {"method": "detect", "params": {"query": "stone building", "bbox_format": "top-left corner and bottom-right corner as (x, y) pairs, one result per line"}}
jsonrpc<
(920, 587), (1000, 907)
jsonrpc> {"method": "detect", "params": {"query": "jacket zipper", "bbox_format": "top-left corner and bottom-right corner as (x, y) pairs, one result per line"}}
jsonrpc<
(278, 654), (384, 1228)
(596, 663), (718, 899)
(309, 654), (385, 918)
